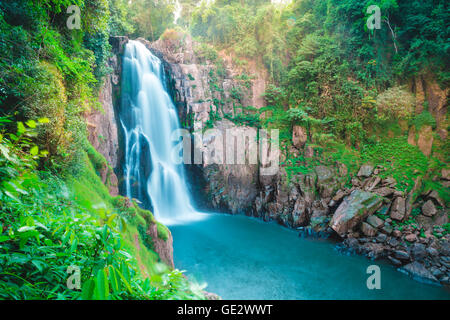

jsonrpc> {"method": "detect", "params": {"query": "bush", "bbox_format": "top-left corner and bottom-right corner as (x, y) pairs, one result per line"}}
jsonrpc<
(376, 86), (415, 121)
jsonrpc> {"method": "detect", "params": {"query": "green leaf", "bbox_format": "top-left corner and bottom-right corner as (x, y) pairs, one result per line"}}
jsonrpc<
(17, 226), (35, 233)
(31, 259), (46, 272)
(108, 266), (120, 294)
(25, 120), (37, 128)
(94, 268), (109, 300)
(115, 267), (133, 294)
(106, 214), (117, 226)
(30, 146), (39, 156)
(17, 122), (26, 134)
(38, 117), (50, 124)
(70, 237), (78, 252)
(81, 279), (95, 300)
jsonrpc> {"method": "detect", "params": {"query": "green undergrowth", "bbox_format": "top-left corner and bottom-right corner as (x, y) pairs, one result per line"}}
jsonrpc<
(361, 137), (429, 192)
(282, 129), (448, 203)
(0, 119), (205, 300)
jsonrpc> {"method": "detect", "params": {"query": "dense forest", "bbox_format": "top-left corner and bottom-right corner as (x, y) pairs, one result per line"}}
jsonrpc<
(0, 0), (449, 300)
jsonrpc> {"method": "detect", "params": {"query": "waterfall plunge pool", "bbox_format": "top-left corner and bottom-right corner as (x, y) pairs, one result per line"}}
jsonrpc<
(170, 213), (450, 300)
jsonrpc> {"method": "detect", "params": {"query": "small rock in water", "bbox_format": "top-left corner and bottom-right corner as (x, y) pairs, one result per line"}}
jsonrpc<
(398, 262), (440, 285)
(394, 250), (410, 261)
(388, 256), (402, 266)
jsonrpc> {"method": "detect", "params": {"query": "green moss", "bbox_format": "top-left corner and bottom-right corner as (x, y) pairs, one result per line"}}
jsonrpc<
(66, 151), (113, 210)
(138, 224), (155, 251)
(361, 137), (428, 192)
(84, 141), (108, 172)
(156, 222), (169, 241)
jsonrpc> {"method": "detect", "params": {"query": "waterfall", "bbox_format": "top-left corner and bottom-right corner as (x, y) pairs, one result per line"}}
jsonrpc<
(120, 40), (201, 225)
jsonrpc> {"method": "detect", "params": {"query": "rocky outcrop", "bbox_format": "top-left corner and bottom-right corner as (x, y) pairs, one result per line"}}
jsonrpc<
(399, 261), (439, 285)
(251, 158), (449, 286)
(86, 36), (128, 196)
(147, 222), (174, 268)
(292, 125), (307, 148)
(409, 73), (449, 155)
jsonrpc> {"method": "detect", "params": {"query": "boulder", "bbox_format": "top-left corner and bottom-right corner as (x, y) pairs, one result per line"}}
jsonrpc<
(382, 177), (396, 187)
(361, 222), (377, 237)
(357, 164), (374, 178)
(304, 145), (314, 158)
(289, 197), (310, 227)
(314, 165), (339, 198)
(382, 225), (393, 235)
(441, 168), (450, 180)
(417, 125), (434, 157)
(363, 176), (381, 191)
(426, 247), (439, 257)
(390, 197), (406, 221)
(367, 215), (384, 229)
(393, 250), (410, 261)
(426, 190), (444, 207)
(399, 262), (439, 285)
(376, 233), (387, 243)
(405, 233), (417, 242)
(422, 200), (437, 217)
(373, 187), (395, 197)
(392, 230), (402, 237)
(410, 243), (427, 260)
(330, 190), (382, 236)
(292, 125), (307, 148)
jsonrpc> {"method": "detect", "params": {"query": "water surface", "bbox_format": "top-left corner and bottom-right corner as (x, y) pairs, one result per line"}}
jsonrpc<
(171, 213), (450, 300)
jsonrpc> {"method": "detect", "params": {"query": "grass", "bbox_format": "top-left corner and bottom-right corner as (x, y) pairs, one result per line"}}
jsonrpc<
(361, 137), (428, 192)
(65, 142), (173, 278)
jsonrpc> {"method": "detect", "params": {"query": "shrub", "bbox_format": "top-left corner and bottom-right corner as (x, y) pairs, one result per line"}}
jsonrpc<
(376, 86), (415, 121)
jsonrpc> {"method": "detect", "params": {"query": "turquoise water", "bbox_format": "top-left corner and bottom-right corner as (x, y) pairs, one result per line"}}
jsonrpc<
(171, 213), (450, 300)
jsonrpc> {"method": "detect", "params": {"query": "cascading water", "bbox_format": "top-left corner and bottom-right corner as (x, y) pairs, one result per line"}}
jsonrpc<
(120, 40), (200, 225)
